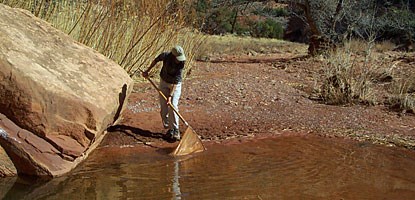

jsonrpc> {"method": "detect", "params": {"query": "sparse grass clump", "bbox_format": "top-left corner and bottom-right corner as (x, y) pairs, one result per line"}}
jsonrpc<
(319, 49), (354, 105)
(388, 75), (415, 113)
(348, 39), (396, 54)
(318, 39), (382, 105)
(374, 40), (396, 52)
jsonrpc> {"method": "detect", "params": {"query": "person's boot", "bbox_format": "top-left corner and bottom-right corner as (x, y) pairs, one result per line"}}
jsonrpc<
(163, 129), (174, 142)
(163, 122), (169, 129)
(172, 128), (181, 141)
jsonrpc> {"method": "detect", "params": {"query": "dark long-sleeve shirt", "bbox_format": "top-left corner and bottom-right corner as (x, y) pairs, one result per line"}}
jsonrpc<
(155, 52), (185, 84)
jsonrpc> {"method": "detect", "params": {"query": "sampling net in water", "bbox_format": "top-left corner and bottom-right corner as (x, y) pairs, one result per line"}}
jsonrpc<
(172, 127), (205, 156)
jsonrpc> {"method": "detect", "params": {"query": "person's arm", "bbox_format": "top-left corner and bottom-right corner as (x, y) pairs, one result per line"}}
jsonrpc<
(143, 53), (167, 77)
(142, 59), (157, 78)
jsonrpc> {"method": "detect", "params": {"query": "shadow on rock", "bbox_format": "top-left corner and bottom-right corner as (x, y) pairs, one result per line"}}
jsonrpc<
(107, 125), (174, 143)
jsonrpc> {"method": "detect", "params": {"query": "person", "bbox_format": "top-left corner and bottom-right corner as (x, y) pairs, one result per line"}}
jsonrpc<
(142, 45), (186, 141)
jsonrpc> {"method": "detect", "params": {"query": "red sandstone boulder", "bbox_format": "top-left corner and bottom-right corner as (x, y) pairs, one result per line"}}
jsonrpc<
(0, 145), (15, 177)
(0, 4), (133, 177)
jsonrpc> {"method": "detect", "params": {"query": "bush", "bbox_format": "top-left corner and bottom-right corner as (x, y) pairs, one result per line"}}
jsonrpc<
(252, 19), (283, 39)
(201, 7), (236, 34)
(378, 8), (415, 47)
(192, 0), (288, 39)
(253, 7), (289, 17)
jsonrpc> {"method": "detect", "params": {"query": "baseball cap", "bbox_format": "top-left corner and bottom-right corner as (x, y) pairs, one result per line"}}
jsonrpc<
(171, 45), (186, 61)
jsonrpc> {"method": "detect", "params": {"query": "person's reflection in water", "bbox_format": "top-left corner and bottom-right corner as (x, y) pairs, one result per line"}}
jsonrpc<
(172, 159), (182, 200)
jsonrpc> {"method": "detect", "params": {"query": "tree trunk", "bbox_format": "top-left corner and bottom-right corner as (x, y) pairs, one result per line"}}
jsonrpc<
(293, 0), (324, 55)
(231, 7), (239, 34)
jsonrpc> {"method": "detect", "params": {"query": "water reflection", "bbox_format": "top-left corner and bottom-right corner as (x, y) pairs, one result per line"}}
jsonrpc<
(172, 160), (181, 200)
(1, 136), (415, 199)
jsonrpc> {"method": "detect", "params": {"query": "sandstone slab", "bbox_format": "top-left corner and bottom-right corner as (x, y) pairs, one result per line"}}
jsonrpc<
(0, 4), (133, 177)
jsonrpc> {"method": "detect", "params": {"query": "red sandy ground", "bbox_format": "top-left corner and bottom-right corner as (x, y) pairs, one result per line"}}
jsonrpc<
(102, 49), (415, 152)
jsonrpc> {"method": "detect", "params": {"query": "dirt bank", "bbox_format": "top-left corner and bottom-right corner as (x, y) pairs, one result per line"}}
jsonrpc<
(103, 46), (415, 152)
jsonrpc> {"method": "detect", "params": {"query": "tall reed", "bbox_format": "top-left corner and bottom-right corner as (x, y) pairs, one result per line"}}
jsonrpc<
(1, 0), (203, 79)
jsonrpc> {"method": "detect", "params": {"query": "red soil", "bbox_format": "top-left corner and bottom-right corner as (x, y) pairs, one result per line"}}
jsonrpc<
(102, 50), (415, 152)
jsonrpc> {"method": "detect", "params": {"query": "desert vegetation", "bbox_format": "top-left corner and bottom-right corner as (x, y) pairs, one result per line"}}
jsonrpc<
(192, 0), (414, 53)
(387, 68), (415, 113)
(319, 39), (386, 105)
(192, 0), (287, 38)
(317, 35), (414, 113)
(0, 0), (204, 79)
(1, 0), (414, 113)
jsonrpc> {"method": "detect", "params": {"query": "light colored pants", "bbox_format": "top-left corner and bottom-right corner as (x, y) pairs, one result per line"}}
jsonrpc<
(159, 79), (182, 130)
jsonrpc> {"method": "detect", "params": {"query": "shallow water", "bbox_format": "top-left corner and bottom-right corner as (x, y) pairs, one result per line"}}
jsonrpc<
(1, 135), (415, 199)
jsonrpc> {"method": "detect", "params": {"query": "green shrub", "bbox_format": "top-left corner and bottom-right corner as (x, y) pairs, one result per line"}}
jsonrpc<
(203, 7), (236, 34)
(252, 19), (283, 39)
(253, 7), (289, 17)
(377, 7), (415, 46)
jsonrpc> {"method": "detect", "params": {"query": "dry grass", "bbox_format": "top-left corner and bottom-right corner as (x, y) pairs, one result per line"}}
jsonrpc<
(319, 39), (381, 105)
(318, 38), (415, 112)
(1, 0), (203, 80)
(374, 40), (396, 52)
(347, 39), (370, 55)
(197, 34), (307, 59)
(348, 39), (396, 54)
(388, 74), (415, 113)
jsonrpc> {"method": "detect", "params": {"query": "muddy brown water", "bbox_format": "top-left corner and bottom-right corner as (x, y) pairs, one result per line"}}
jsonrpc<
(1, 135), (415, 199)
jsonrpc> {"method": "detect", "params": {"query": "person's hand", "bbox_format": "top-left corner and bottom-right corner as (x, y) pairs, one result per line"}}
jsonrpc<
(142, 71), (149, 78)
(167, 96), (172, 105)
